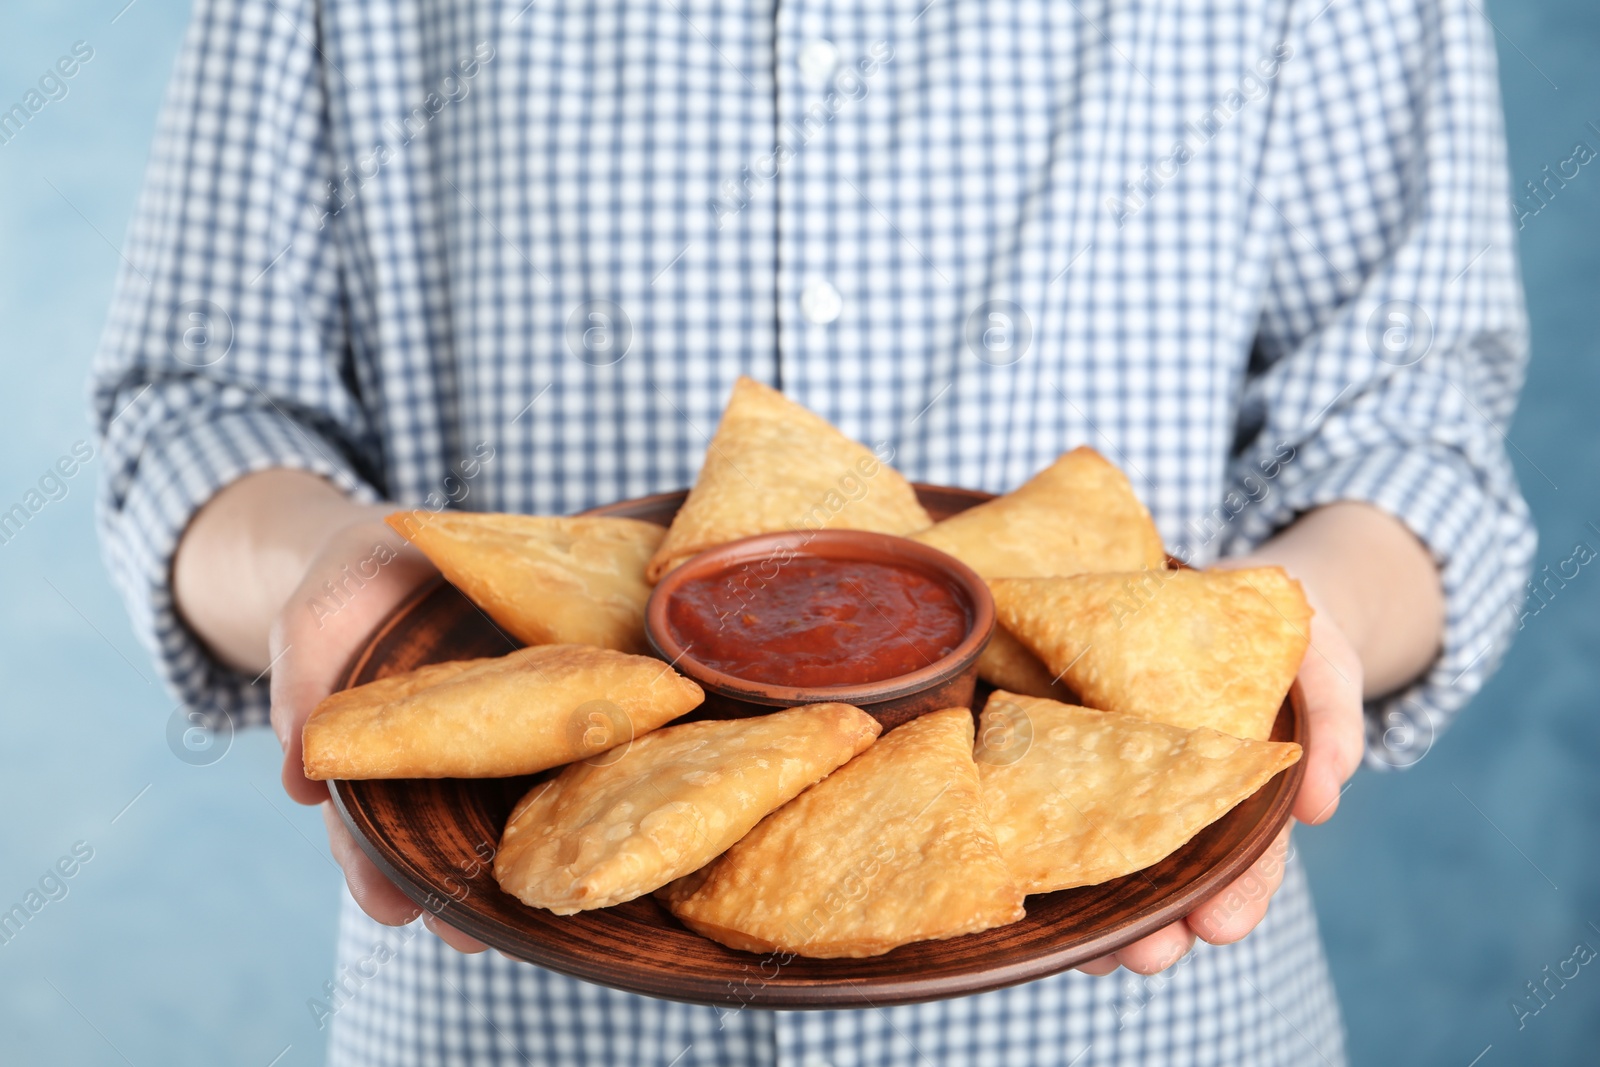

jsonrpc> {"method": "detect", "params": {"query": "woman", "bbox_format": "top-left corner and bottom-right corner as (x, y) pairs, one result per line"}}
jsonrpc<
(93, 0), (1532, 1063)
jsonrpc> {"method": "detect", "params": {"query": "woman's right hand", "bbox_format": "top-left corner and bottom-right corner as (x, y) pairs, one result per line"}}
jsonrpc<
(175, 469), (485, 951)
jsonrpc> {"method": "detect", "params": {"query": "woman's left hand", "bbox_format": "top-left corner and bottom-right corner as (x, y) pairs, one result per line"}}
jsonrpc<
(1073, 562), (1367, 976)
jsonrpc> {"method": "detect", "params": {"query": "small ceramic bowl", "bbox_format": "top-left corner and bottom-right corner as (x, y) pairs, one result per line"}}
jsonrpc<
(644, 529), (995, 730)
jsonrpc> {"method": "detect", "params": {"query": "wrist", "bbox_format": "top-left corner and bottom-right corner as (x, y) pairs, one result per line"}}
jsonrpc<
(1229, 542), (1366, 651)
(1221, 501), (1443, 698)
(174, 469), (387, 673)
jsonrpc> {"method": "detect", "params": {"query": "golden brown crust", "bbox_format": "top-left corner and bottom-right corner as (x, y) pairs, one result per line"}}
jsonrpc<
(975, 625), (1076, 701)
(975, 692), (1302, 893)
(991, 567), (1311, 741)
(911, 446), (1166, 579)
(645, 377), (932, 581)
(387, 511), (664, 654)
(910, 447), (1165, 696)
(662, 707), (1025, 958)
(302, 644), (704, 779)
(493, 704), (881, 914)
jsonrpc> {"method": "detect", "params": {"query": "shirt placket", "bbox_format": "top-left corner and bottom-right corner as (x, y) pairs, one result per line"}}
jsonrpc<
(774, 8), (885, 1057)
(773, 1), (857, 409)
(774, 11), (858, 1060)
(773, 1), (936, 457)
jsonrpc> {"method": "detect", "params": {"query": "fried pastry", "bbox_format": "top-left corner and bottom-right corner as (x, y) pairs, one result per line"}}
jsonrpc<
(646, 377), (932, 581)
(975, 692), (1301, 892)
(975, 626), (1075, 701)
(661, 707), (1025, 958)
(302, 644), (704, 779)
(911, 446), (1165, 579)
(494, 703), (881, 914)
(912, 447), (1166, 699)
(387, 511), (664, 653)
(991, 567), (1310, 741)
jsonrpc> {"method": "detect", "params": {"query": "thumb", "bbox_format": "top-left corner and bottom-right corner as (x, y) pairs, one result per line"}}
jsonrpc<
(1289, 621), (1365, 826)
(268, 521), (436, 806)
(270, 622), (337, 806)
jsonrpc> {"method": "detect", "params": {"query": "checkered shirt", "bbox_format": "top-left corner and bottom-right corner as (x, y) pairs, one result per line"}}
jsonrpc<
(90, 0), (1533, 1062)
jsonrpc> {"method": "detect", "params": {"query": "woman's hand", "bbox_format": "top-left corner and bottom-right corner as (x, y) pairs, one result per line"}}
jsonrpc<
(1074, 590), (1365, 976)
(175, 469), (486, 952)
(268, 513), (488, 952)
(1073, 500), (1441, 977)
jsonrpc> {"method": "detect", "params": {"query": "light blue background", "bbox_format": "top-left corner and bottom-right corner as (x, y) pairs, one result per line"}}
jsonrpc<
(0, 3), (1594, 1064)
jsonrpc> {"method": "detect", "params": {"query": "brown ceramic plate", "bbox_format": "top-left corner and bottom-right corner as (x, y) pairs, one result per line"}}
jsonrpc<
(328, 484), (1305, 1009)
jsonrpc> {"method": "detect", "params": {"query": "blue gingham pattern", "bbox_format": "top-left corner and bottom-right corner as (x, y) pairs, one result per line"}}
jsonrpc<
(326, 852), (1343, 1067)
(91, 0), (1532, 1062)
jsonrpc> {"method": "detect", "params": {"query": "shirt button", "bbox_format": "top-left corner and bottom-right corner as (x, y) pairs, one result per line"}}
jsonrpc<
(797, 39), (841, 88)
(799, 281), (843, 325)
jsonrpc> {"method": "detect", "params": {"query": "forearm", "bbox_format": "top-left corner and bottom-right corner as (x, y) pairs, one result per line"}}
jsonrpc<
(172, 469), (388, 674)
(1239, 501), (1444, 699)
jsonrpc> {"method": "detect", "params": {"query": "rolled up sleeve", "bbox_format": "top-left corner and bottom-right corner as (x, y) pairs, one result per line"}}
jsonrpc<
(1219, 0), (1537, 768)
(91, 0), (381, 728)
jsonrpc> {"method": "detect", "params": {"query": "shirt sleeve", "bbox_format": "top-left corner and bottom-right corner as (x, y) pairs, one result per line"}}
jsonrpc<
(1218, 0), (1537, 768)
(91, 0), (382, 730)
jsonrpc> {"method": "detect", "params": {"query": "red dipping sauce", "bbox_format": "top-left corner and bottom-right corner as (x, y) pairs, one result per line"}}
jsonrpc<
(666, 557), (972, 688)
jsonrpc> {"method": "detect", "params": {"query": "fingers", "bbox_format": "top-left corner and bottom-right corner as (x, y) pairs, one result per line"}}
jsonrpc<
(1076, 921), (1197, 977)
(321, 804), (489, 954)
(270, 518), (489, 953)
(281, 733), (329, 806)
(1260, 586), (1366, 826)
(323, 802), (421, 925)
(272, 630), (333, 805)
(1075, 924), (1196, 977)
(269, 525), (437, 807)
(423, 914), (489, 954)
(1113, 922), (1196, 975)
(1292, 703), (1363, 826)
(1078, 824), (1297, 977)
(1290, 623), (1366, 826)
(1291, 747), (1346, 826)
(1074, 954), (1121, 976)
(272, 639), (335, 806)
(1187, 823), (1291, 945)
(1215, 549), (1367, 826)
(1072, 553), (1363, 981)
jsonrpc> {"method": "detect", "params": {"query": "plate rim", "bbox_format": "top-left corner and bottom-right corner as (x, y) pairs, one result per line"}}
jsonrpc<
(328, 484), (1306, 1008)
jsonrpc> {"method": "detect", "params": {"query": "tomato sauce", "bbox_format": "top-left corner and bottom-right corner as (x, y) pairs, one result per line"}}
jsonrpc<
(666, 556), (971, 687)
